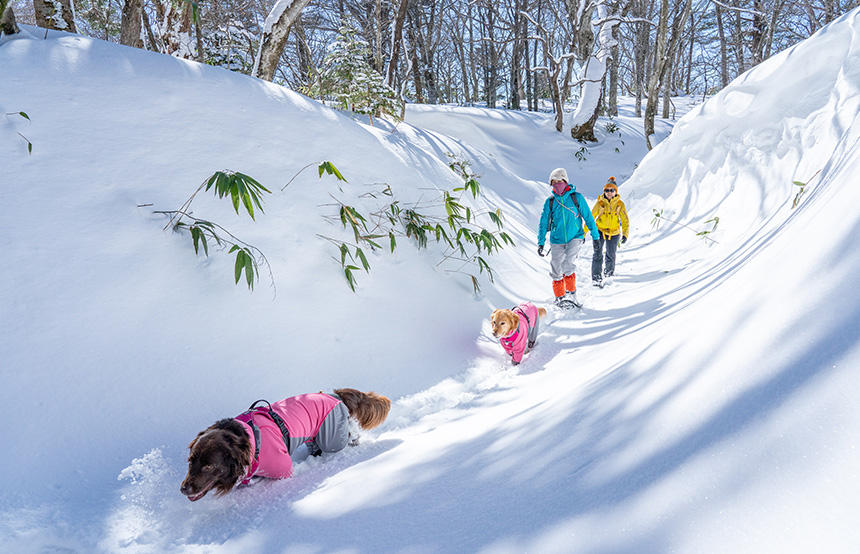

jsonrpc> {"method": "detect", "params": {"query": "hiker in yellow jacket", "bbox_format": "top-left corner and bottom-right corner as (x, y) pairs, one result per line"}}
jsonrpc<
(585, 177), (629, 287)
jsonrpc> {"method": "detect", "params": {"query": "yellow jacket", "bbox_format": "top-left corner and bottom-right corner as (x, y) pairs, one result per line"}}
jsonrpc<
(584, 194), (629, 239)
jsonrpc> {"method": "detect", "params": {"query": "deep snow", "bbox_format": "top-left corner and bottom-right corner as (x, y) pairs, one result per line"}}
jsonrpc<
(1, 10), (859, 553)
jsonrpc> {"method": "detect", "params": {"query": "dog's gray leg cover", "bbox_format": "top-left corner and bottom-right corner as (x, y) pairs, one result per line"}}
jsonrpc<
(528, 314), (540, 344)
(313, 402), (351, 453)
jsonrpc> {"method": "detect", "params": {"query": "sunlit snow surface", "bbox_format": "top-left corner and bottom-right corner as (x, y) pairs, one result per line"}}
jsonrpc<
(1, 10), (859, 552)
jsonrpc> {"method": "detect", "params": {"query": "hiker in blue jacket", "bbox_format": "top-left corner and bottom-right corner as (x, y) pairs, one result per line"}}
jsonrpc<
(537, 168), (600, 307)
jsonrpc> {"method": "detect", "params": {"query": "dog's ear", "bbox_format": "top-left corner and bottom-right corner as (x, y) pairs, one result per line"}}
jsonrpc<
(188, 427), (212, 452)
(187, 429), (207, 452)
(510, 312), (519, 327)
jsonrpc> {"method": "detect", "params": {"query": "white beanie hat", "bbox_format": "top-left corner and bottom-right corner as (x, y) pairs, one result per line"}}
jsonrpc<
(549, 167), (568, 183)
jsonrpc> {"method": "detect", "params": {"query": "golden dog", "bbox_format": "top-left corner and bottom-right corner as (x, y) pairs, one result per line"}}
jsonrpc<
(491, 302), (547, 364)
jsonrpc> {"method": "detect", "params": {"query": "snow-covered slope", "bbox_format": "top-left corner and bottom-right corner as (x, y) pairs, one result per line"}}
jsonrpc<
(0, 26), (503, 514)
(1, 8), (859, 552)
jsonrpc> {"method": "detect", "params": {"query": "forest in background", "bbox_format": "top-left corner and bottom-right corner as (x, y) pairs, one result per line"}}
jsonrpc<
(4, 0), (858, 143)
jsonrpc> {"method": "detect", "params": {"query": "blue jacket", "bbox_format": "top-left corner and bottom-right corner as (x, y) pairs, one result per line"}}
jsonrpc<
(537, 187), (599, 245)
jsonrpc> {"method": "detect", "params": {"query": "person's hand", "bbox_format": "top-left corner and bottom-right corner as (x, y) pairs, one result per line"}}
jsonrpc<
(593, 239), (600, 250)
(621, 236), (628, 244)
(538, 245), (545, 257)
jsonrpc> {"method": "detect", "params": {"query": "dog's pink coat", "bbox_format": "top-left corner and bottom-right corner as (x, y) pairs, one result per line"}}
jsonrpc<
(235, 393), (341, 480)
(499, 302), (541, 363)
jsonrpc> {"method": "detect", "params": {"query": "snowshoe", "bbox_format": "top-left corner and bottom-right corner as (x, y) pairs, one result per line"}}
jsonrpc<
(564, 291), (583, 308)
(554, 296), (579, 310)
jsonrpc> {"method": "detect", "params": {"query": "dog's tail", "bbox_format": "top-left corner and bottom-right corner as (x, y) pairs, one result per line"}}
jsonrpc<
(334, 388), (391, 429)
(538, 307), (548, 318)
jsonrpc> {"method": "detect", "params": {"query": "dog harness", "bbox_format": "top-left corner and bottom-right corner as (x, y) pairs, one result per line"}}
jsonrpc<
(234, 393), (344, 484)
(235, 400), (292, 485)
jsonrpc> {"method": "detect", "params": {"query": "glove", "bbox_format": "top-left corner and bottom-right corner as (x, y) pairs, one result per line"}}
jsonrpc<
(593, 239), (600, 250)
(621, 236), (627, 244)
(538, 245), (545, 257)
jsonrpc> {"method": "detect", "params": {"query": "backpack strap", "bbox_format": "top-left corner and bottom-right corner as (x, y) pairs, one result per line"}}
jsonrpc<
(547, 191), (584, 232)
(547, 196), (555, 231)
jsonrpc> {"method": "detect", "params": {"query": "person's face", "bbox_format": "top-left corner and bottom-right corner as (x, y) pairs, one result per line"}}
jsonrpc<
(604, 188), (616, 197)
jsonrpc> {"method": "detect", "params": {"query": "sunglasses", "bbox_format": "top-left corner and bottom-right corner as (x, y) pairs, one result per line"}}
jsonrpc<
(604, 188), (616, 193)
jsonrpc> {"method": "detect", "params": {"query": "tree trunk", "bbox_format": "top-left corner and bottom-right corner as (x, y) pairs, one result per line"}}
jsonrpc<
(483, 2), (497, 108)
(386, 0), (409, 88)
(751, 0), (766, 66)
(120, 0), (143, 48)
(467, 3), (480, 103)
(571, 4), (617, 142)
(715, 3), (728, 88)
(633, 0), (649, 118)
(645, 0), (691, 149)
(509, 0), (525, 110)
(550, 68), (564, 132)
(254, 0), (313, 82)
(764, 0), (784, 60)
(194, 10), (204, 62)
(141, 8), (160, 52)
(452, 27), (471, 103)
(406, 17), (425, 102)
(685, 12), (694, 93)
(644, 0), (669, 149)
(524, 38), (533, 111)
(732, 0), (745, 74)
(34, 0), (76, 32)
(410, 3), (438, 104)
(1, 1), (19, 35)
(295, 20), (314, 85)
(373, 0), (384, 73)
(661, 70), (671, 119)
(608, 22), (619, 116)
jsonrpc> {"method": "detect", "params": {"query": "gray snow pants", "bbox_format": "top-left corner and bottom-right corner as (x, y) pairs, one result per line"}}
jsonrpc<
(549, 239), (584, 280)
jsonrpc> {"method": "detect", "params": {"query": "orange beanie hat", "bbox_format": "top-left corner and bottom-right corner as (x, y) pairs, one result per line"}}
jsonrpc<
(603, 176), (618, 191)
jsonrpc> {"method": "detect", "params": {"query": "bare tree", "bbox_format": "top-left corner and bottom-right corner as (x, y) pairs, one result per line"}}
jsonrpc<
(386, 0), (410, 88)
(508, 0), (527, 109)
(644, 0), (691, 149)
(523, 9), (572, 132)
